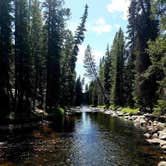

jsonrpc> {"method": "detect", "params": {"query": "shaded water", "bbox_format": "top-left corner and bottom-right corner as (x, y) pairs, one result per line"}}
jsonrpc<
(0, 107), (165, 166)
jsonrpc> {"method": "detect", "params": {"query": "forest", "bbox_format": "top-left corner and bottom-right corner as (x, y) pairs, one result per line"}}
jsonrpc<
(85, 0), (166, 115)
(0, 0), (88, 122)
(0, 0), (165, 122)
(0, 0), (166, 165)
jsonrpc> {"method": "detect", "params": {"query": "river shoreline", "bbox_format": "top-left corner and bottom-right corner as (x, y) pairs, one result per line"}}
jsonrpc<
(88, 107), (166, 154)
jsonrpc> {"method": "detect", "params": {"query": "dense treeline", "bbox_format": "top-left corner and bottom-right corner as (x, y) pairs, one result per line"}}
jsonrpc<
(86, 0), (166, 114)
(0, 0), (87, 121)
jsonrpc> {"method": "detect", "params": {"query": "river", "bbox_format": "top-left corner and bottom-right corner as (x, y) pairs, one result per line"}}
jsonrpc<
(0, 107), (165, 166)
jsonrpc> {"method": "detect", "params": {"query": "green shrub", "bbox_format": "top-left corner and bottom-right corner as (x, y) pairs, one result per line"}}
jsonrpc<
(109, 105), (117, 110)
(48, 107), (65, 119)
(121, 107), (139, 115)
(154, 100), (166, 115)
(98, 105), (105, 109)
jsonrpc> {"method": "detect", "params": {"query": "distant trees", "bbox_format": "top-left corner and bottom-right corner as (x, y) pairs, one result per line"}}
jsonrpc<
(86, 0), (165, 114)
(74, 76), (83, 106)
(83, 45), (110, 107)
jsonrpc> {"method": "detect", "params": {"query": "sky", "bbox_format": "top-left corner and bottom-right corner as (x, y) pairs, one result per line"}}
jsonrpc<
(64, 0), (131, 84)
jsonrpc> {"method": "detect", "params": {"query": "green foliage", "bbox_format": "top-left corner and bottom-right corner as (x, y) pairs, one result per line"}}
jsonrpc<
(72, 4), (88, 73)
(127, 0), (159, 109)
(121, 107), (139, 115)
(48, 107), (65, 119)
(110, 28), (125, 106)
(84, 45), (110, 107)
(109, 105), (118, 111)
(154, 100), (166, 115)
(104, 45), (112, 105)
(31, 0), (46, 109)
(98, 105), (105, 109)
(74, 76), (83, 106)
(44, 0), (69, 110)
(15, 0), (33, 117)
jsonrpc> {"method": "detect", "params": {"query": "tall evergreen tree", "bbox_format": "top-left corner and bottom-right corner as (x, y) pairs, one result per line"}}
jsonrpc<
(60, 30), (75, 106)
(98, 57), (105, 105)
(14, 0), (33, 118)
(74, 76), (83, 106)
(147, 0), (166, 113)
(31, 0), (45, 109)
(71, 4), (88, 73)
(123, 50), (135, 107)
(0, 0), (12, 118)
(44, 0), (69, 110)
(104, 45), (112, 105)
(111, 28), (125, 106)
(127, 0), (159, 109)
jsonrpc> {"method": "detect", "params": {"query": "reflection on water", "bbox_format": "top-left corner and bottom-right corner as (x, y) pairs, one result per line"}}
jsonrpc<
(0, 108), (166, 166)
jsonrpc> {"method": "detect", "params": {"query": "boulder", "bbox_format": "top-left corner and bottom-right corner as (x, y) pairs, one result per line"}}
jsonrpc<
(161, 144), (166, 150)
(159, 130), (166, 140)
(144, 133), (151, 139)
(147, 126), (160, 134)
(152, 133), (158, 139)
(147, 138), (166, 146)
(158, 161), (166, 166)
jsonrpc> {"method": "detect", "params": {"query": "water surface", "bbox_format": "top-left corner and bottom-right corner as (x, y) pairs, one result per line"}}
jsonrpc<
(0, 108), (165, 166)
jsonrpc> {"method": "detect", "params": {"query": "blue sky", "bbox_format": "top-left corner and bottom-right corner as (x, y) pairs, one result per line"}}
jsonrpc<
(64, 0), (130, 84)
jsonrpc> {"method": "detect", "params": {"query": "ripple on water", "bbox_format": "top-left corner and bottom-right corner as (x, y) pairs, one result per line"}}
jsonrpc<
(0, 111), (166, 166)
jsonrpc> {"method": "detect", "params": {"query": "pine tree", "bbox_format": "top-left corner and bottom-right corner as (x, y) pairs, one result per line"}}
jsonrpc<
(123, 50), (135, 107)
(72, 4), (88, 73)
(60, 30), (75, 106)
(147, 0), (166, 113)
(84, 45), (110, 107)
(104, 45), (112, 105)
(44, 0), (69, 111)
(31, 0), (45, 109)
(98, 57), (105, 105)
(14, 0), (33, 118)
(127, 0), (159, 109)
(111, 28), (125, 106)
(0, 0), (12, 119)
(74, 76), (83, 106)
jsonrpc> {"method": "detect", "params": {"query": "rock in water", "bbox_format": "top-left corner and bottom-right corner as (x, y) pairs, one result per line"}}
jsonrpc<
(158, 161), (166, 166)
(159, 131), (166, 140)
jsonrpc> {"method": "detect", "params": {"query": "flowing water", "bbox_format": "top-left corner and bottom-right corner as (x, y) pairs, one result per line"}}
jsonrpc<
(0, 107), (166, 166)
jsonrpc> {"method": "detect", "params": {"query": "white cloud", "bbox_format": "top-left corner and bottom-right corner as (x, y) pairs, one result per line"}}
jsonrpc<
(107, 0), (131, 20)
(90, 18), (112, 34)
